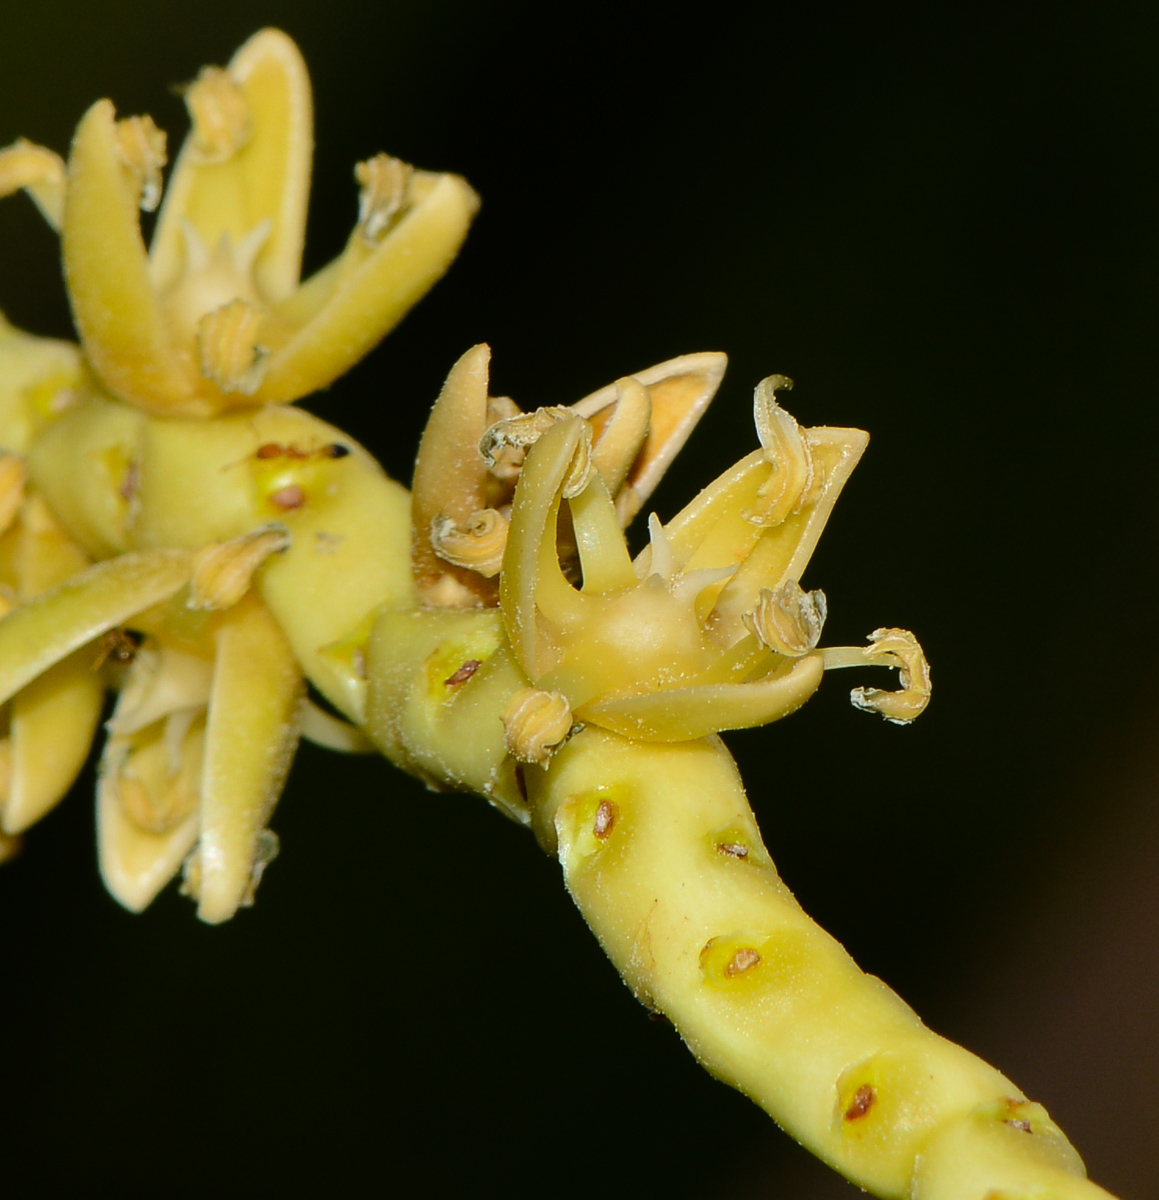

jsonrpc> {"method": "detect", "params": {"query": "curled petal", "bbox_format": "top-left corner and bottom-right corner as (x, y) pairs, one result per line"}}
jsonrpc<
(0, 138), (67, 229)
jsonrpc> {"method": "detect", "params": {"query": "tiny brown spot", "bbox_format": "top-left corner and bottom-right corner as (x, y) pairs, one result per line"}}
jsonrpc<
(593, 799), (617, 839)
(445, 659), (481, 688)
(256, 442), (282, 459)
(284, 445), (309, 459)
(269, 485), (305, 511)
(1005, 1118), (1032, 1133)
(717, 842), (749, 859)
(323, 443), (351, 458)
(119, 460), (139, 501)
(726, 947), (761, 976)
(844, 1084), (876, 1121)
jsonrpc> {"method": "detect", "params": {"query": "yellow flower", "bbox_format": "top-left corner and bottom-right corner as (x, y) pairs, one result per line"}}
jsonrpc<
(1, 28), (479, 416)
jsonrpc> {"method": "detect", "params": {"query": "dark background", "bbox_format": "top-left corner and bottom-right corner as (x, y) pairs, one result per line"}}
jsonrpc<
(2, 3), (1157, 1196)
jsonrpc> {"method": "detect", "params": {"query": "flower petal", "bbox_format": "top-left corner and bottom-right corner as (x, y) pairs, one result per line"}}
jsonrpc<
(195, 594), (303, 924)
(575, 653), (824, 742)
(3, 651), (103, 834)
(571, 351), (727, 525)
(149, 29), (313, 304)
(0, 548), (192, 707)
(255, 169), (479, 403)
(411, 344), (494, 597)
(63, 100), (197, 413)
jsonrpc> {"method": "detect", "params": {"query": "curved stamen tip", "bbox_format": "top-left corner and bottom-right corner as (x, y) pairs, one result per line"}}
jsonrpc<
(184, 66), (252, 164)
(846, 627), (931, 724)
(115, 115), (167, 212)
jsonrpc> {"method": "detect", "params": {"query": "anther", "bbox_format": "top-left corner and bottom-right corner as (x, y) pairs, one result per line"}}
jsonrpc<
(502, 688), (573, 764)
(355, 153), (415, 241)
(430, 509), (509, 578)
(114, 115), (167, 212)
(188, 524), (291, 611)
(184, 66), (251, 163)
(844, 1084), (875, 1121)
(197, 298), (269, 394)
(743, 580), (827, 657)
(593, 799), (617, 839)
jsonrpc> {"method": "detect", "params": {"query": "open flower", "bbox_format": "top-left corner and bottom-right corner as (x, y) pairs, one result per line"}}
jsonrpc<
(403, 353), (930, 762)
(0, 30), (474, 921)
(1, 28), (479, 416)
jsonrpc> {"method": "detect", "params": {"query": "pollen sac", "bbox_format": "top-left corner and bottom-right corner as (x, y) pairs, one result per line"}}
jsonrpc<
(849, 628), (931, 724)
(502, 687), (573, 764)
(196, 298), (269, 394)
(430, 509), (508, 578)
(114, 115), (167, 212)
(743, 580), (827, 657)
(185, 66), (251, 163)
(187, 524), (290, 611)
(356, 154), (415, 241)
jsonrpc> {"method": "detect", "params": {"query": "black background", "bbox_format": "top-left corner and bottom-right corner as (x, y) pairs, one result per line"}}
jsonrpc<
(2, 4), (1157, 1196)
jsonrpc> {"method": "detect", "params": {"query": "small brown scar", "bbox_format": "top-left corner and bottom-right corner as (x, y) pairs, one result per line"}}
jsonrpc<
(726, 947), (761, 976)
(269, 485), (306, 511)
(593, 799), (617, 839)
(444, 659), (481, 688)
(1005, 1118), (1032, 1133)
(717, 842), (749, 859)
(256, 442), (283, 459)
(119, 460), (139, 501)
(844, 1084), (875, 1121)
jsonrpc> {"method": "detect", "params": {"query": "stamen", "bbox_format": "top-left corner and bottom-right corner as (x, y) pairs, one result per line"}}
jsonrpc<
(502, 687), (573, 764)
(355, 153), (415, 241)
(197, 298), (269, 394)
(184, 66), (252, 163)
(429, 509), (509, 577)
(114, 115), (167, 212)
(823, 627), (931, 724)
(479, 406), (573, 468)
(187, 524), (291, 611)
(743, 580), (827, 656)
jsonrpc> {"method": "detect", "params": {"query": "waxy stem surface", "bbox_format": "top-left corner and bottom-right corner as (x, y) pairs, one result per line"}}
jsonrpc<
(529, 728), (1110, 1200)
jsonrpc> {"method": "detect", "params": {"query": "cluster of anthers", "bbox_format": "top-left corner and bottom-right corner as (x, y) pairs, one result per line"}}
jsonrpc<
(0, 28), (927, 926)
